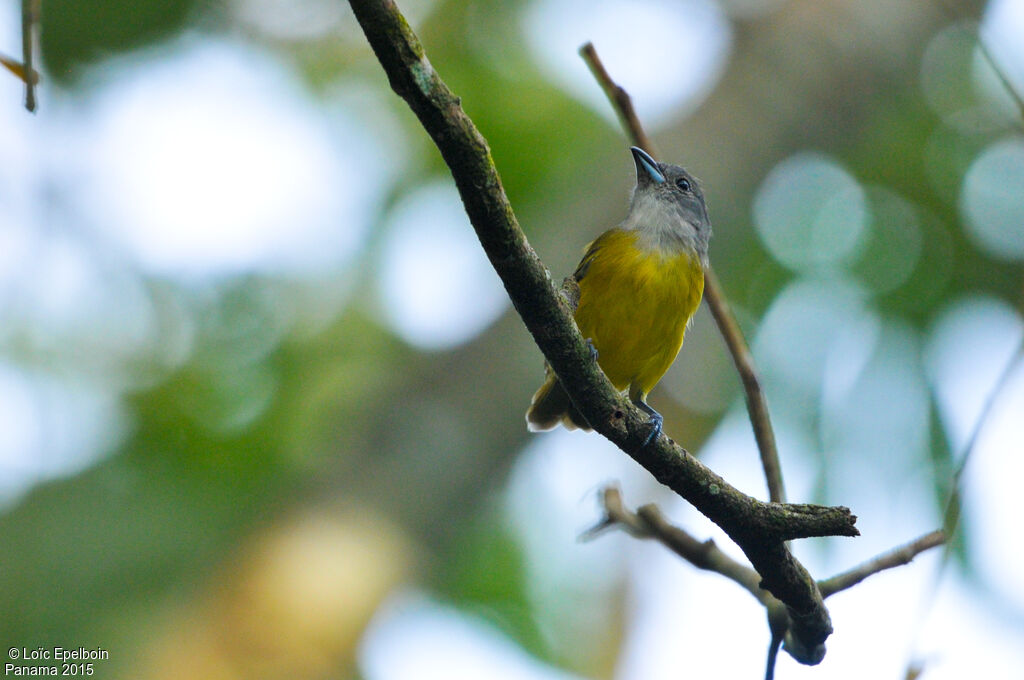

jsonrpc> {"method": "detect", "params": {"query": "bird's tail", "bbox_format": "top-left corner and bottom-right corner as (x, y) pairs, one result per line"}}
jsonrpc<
(525, 374), (590, 431)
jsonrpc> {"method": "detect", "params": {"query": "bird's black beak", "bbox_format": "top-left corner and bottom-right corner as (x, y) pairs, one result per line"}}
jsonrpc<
(631, 146), (665, 186)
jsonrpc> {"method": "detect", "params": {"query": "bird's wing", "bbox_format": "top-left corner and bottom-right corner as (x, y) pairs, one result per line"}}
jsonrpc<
(573, 229), (620, 282)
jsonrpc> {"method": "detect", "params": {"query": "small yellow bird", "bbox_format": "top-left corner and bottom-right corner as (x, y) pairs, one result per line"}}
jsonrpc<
(526, 147), (710, 445)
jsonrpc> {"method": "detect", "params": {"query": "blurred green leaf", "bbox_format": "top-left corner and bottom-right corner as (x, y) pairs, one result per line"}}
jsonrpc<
(433, 503), (552, 665)
(41, 0), (198, 79)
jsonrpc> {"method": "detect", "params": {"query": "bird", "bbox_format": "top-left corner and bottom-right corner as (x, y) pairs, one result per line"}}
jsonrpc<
(525, 146), (711, 446)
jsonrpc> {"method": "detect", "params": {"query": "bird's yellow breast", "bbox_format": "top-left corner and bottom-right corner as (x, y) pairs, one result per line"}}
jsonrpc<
(573, 228), (704, 398)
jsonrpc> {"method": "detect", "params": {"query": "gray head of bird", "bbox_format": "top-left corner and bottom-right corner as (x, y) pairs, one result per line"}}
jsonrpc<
(625, 146), (711, 264)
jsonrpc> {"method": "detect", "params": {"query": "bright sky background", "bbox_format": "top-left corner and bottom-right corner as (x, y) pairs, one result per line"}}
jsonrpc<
(1, 0), (1023, 677)
(523, 0), (732, 127)
(377, 181), (509, 349)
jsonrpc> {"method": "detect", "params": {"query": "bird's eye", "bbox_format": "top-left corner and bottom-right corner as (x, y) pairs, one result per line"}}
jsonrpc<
(675, 177), (691, 192)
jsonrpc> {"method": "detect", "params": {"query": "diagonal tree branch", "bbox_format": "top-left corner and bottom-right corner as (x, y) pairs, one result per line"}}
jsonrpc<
(347, 0), (857, 664)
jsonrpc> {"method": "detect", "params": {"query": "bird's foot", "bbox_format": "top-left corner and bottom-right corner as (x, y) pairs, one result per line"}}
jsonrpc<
(640, 411), (663, 448)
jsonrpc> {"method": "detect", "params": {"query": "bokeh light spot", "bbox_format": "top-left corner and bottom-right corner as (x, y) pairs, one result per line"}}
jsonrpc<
(83, 38), (381, 278)
(853, 186), (923, 293)
(920, 16), (1021, 131)
(960, 137), (1024, 261)
(0, 364), (125, 507)
(962, 359), (1024, 614)
(753, 152), (868, 272)
(924, 296), (1024, 615)
(378, 182), (508, 350)
(715, 0), (788, 20)
(820, 321), (932, 526)
(360, 591), (587, 680)
(979, 0), (1024, 101)
(755, 276), (874, 402)
(924, 295), (1024, 452)
(920, 22), (981, 123)
(0, 366), (41, 502)
(523, 0), (731, 127)
(231, 0), (346, 41)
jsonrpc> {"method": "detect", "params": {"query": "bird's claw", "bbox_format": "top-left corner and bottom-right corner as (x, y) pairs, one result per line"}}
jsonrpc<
(640, 411), (663, 448)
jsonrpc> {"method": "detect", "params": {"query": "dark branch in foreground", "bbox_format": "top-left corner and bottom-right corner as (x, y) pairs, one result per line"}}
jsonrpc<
(348, 0), (856, 664)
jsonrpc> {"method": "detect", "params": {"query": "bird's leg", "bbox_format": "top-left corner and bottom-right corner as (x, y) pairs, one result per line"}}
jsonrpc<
(632, 395), (663, 448)
(585, 338), (599, 362)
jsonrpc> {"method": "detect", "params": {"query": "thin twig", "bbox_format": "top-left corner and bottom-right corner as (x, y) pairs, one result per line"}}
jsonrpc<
(586, 487), (766, 601)
(702, 270), (786, 503)
(976, 36), (1024, 124)
(636, 503), (768, 600)
(818, 530), (946, 597)
(21, 0), (37, 112)
(765, 635), (782, 680)
(934, 0), (1024, 127)
(904, 340), (1024, 673)
(579, 43), (655, 153)
(942, 340), (1024, 541)
(578, 41), (786, 505)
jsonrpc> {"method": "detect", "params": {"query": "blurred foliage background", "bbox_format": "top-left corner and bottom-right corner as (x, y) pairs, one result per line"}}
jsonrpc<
(2, 0), (1023, 678)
